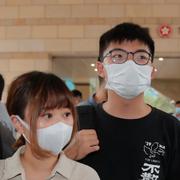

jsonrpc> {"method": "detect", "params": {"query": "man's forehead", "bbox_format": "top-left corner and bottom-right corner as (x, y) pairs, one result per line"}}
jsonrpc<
(104, 40), (150, 53)
(108, 39), (147, 47)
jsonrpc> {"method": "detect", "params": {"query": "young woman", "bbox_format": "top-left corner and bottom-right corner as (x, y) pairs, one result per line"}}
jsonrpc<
(0, 71), (100, 180)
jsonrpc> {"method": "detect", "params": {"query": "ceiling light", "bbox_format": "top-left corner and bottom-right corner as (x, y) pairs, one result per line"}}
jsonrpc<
(158, 57), (164, 61)
(154, 68), (158, 72)
(94, 68), (97, 72)
(91, 63), (95, 67)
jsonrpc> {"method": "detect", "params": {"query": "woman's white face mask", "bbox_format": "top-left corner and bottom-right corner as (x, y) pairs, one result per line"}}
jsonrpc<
(16, 116), (73, 155)
(104, 61), (153, 99)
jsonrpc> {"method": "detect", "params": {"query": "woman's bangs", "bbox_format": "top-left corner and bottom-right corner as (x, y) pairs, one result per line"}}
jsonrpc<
(43, 90), (73, 111)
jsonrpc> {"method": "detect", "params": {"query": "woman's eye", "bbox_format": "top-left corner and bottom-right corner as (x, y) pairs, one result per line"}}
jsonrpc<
(44, 113), (53, 119)
(63, 112), (72, 118)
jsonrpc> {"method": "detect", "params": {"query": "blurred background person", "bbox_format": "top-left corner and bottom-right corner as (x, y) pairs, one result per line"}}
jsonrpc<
(72, 89), (83, 106)
(175, 101), (180, 120)
(79, 76), (107, 107)
(0, 74), (15, 159)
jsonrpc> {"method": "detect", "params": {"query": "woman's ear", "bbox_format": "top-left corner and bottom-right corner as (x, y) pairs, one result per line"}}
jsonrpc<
(96, 61), (106, 79)
(11, 115), (24, 134)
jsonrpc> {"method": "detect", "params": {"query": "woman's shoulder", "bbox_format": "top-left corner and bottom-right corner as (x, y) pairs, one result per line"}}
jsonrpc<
(0, 147), (24, 180)
(0, 159), (5, 178)
(72, 160), (100, 180)
(59, 153), (100, 180)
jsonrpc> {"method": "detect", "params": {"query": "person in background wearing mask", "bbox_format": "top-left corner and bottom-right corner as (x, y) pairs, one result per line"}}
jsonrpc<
(0, 71), (99, 180)
(79, 76), (107, 106)
(72, 89), (83, 106)
(65, 23), (180, 180)
(175, 101), (180, 120)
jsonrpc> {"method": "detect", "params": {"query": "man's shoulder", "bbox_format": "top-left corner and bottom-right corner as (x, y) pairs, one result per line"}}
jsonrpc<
(153, 107), (179, 122)
(76, 105), (97, 130)
(77, 104), (95, 110)
(152, 107), (180, 130)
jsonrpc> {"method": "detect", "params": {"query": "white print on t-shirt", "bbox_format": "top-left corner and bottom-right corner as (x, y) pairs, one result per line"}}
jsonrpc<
(143, 142), (165, 159)
(139, 141), (166, 180)
(140, 163), (160, 180)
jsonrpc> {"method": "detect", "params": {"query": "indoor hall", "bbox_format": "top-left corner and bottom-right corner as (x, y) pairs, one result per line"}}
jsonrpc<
(0, 1), (180, 180)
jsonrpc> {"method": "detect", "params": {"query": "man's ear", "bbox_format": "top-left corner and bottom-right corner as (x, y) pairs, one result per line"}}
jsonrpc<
(151, 66), (157, 80)
(96, 61), (106, 78)
(11, 115), (24, 134)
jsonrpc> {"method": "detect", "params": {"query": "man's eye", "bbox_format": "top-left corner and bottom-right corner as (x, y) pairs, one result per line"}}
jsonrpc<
(139, 55), (146, 59)
(113, 54), (122, 58)
(139, 56), (149, 61)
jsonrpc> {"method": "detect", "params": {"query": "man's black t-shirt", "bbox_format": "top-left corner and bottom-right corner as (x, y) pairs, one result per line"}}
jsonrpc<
(79, 104), (180, 180)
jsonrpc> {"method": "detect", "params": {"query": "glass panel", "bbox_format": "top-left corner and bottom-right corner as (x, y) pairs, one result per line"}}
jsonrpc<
(52, 57), (98, 101)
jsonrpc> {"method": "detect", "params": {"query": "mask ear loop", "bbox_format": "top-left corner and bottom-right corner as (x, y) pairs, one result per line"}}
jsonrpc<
(15, 115), (31, 144)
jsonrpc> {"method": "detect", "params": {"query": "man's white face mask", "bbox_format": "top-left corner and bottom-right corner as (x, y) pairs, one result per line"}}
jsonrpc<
(104, 61), (153, 99)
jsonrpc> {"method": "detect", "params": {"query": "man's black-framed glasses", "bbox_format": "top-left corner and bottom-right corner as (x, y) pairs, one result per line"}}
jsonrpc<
(102, 48), (152, 65)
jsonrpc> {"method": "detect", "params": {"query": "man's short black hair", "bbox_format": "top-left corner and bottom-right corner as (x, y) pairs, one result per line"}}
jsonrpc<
(72, 89), (82, 98)
(0, 74), (4, 100)
(98, 22), (155, 62)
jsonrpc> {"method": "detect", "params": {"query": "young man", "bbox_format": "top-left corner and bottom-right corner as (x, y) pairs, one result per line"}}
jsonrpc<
(65, 23), (180, 180)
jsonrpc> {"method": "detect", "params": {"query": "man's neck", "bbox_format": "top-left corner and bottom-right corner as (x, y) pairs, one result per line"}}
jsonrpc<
(103, 91), (151, 119)
(94, 89), (107, 104)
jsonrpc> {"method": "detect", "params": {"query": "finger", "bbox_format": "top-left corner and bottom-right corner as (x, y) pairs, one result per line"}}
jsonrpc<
(80, 138), (99, 150)
(79, 129), (97, 136)
(86, 138), (99, 146)
(88, 145), (100, 153)
(76, 145), (100, 160)
(80, 134), (99, 144)
(80, 145), (100, 156)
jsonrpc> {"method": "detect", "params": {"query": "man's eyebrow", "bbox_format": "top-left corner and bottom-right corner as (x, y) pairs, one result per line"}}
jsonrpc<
(134, 49), (151, 54)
